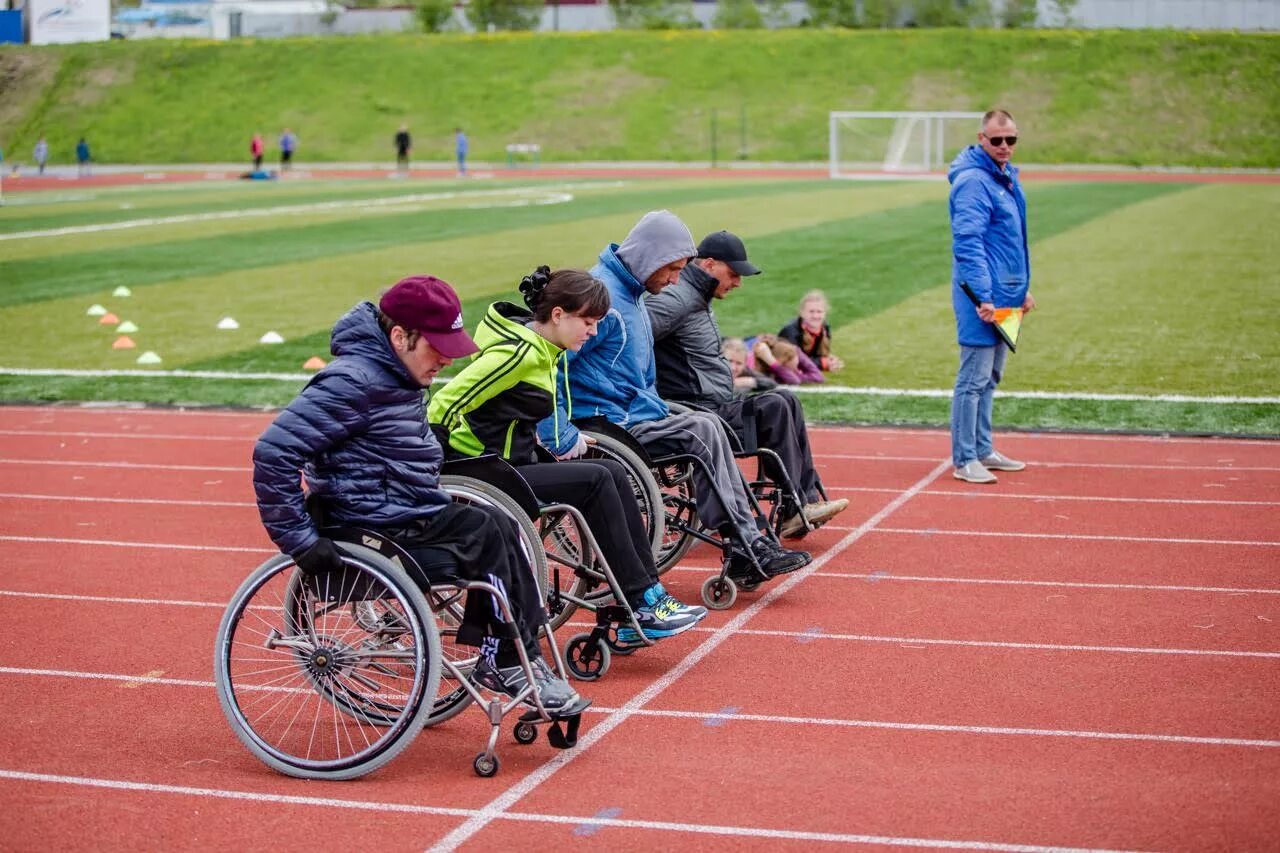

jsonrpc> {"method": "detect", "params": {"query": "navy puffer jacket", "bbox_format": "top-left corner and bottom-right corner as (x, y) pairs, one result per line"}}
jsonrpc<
(253, 301), (449, 557)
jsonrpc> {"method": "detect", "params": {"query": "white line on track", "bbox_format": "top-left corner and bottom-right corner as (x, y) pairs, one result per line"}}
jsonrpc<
(811, 572), (1280, 596)
(7, 585), (1272, 660)
(873, 528), (1280, 547)
(0, 429), (250, 442)
(426, 460), (953, 852)
(0, 535), (270, 554)
(805, 426), (1280, 446)
(814, 453), (1280, 472)
(730, 628), (1280, 659)
(792, 385), (1280, 405)
(0, 458), (249, 472)
(824, 486), (1280, 507)
(0, 769), (1141, 853)
(6, 664), (1276, 750)
(0, 493), (254, 508)
(0, 186), (576, 241)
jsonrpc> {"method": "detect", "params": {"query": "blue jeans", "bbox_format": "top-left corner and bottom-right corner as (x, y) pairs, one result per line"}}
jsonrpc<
(950, 342), (1008, 468)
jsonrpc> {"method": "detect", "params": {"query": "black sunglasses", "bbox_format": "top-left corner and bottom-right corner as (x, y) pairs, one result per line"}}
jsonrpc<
(985, 135), (1018, 147)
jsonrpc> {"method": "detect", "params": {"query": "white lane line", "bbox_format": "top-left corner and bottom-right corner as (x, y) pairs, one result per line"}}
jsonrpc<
(0, 493), (254, 508)
(0, 429), (250, 442)
(0, 769), (1138, 853)
(814, 453), (1280, 472)
(7, 587), (1273, 659)
(806, 426), (1280, 447)
(0, 458), (249, 472)
(874, 528), (1280, 547)
(0, 186), (575, 241)
(427, 460), (953, 852)
(7, 665), (1275, 750)
(793, 385), (1280, 405)
(811, 572), (1280, 596)
(821, 486), (1280, 507)
(0, 535), (270, 554)
(0, 590), (226, 609)
(600, 708), (1280, 749)
(731, 628), (1280, 659)
(0, 405), (271, 421)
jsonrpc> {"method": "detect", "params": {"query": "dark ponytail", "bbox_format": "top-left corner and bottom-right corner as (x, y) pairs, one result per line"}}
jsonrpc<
(520, 267), (610, 322)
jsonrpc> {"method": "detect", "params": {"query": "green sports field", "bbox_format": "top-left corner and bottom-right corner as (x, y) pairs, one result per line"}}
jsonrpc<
(1, 173), (1277, 435)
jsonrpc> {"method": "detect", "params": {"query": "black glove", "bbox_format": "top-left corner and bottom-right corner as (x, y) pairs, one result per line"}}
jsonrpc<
(294, 537), (345, 576)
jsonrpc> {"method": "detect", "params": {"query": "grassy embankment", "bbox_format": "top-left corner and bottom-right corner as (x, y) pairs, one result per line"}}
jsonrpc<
(1, 29), (1278, 168)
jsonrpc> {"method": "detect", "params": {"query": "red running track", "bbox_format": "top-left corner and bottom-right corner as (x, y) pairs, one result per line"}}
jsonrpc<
(0, 405), (1277, 851)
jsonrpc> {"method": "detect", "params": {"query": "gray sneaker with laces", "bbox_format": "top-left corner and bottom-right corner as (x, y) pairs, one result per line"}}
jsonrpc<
(472, 655), (580, 711)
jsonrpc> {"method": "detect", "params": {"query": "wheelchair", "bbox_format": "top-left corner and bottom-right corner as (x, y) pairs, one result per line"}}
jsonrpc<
(213, 481), (589, 781)
(575, 404), (829, 612)
(441, 454), (660, 682)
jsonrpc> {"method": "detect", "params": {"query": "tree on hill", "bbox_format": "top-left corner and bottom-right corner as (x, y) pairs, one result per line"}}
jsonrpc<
(466, 0), (542, 31)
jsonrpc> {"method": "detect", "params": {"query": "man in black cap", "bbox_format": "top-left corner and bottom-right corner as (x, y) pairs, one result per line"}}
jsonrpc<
(647, 231), (848, 539)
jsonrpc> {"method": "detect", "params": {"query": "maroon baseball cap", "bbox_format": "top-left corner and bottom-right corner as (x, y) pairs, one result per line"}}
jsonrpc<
(378, 275), (478, 359)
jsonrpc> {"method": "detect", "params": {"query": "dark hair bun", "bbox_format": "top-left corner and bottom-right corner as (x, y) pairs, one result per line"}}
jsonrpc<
(519, 265), (552, 311)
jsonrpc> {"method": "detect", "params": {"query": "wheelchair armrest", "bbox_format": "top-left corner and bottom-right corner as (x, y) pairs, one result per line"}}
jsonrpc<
(440, 454), (542, 520)
(662, 399), (745, 454)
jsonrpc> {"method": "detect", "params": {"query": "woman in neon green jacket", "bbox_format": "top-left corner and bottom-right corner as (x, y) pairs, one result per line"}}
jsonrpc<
(428, 267), (705, 646)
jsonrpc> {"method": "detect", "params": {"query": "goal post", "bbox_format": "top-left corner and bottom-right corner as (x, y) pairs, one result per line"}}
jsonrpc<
(828, 111), (985, 178)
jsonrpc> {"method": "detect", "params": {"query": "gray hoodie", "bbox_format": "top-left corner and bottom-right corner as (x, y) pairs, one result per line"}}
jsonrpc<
(615, 210), (696, 284)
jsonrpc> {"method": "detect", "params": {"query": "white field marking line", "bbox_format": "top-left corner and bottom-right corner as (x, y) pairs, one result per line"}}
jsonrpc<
(581, 708), (1280, 750)
(0, 493), (254, 508)
(0, 404), (272, 419)
(874, 528), (1280, 548)
(813, 453), (1280, 472)
(791, 384), (1280, 405)
(0, 589), (227, 609)
(0, 429), (251, 442)
(823, 485), (1280, 507)
(0, 186), (576, 241)
(426, 459), (952, 853)
(729, 628), (1280, 659)
(0, 458), (249, 472)
(10, 662), (1277, 751)
(810, 572), (1280, 596)
(0, 534), (271, 554)
(807, 425), (1279, 448)
(0, 770), (1141, 853)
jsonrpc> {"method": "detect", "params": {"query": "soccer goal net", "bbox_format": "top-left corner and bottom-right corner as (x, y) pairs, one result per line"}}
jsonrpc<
(829, 111), (985, 178)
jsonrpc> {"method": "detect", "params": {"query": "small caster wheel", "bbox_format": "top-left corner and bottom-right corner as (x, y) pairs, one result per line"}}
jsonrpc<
(473, 752), (499, 778)
(565, 633), (610, 681)
(605, 626), (638, 656)
(513, 721), (537, 745)
(701, 575), (737, 611)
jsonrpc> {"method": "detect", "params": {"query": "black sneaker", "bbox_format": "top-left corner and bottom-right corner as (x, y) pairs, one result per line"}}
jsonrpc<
(749, 536), (810, 577)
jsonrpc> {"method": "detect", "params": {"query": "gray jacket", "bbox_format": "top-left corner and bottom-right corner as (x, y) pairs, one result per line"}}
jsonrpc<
(647, 262), (736, 406)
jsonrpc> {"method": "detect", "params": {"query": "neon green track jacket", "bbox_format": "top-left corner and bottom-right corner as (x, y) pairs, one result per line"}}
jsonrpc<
(427, 301), (566, 464)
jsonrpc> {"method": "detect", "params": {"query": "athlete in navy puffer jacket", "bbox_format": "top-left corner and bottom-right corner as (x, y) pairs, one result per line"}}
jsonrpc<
(253, 301), (450, 559)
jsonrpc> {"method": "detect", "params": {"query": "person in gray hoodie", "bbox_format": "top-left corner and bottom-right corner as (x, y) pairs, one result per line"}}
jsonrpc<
(546, 210), (811, 583)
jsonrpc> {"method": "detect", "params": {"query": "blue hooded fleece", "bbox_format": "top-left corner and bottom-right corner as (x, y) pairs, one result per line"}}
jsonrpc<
(948, 145), (1030, 347)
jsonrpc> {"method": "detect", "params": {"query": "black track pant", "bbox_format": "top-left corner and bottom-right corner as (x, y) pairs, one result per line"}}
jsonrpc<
(712, 390), (820, 504)
(519, 459), (658, 609)
(378, 502), (546, 658)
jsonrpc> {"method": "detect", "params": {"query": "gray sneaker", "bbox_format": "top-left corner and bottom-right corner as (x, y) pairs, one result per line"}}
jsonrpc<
(981, 451), (1026, 472)
(472, 655), (580, 711)
(953, 460), (998, 484)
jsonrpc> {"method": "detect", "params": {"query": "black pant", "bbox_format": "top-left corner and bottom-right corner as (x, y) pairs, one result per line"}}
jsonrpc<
(377, 502), (546, 656)
(518, 459), (657, 608)
(713, 391), (820, 503)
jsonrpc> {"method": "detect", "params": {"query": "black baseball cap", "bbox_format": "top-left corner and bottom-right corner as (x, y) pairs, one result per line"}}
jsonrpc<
(696, 230), (761, 276)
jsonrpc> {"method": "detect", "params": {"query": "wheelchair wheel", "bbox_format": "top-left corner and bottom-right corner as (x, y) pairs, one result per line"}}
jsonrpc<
(538, 507), (594, 631)
(564, 632), (610, 681)
(581, 431), (666, 561)
(441, 474), (550, 599)
(214, 545), (440, 780)
(701, 574), (738, 611)
(654, 461), (698, 574)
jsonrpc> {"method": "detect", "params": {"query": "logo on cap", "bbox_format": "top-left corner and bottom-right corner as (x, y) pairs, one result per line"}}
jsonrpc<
(451, 312), (464, 330)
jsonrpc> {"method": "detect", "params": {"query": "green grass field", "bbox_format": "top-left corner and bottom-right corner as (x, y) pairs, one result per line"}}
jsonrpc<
(3, 29), (1279, 167)
(1, 173), (1277, 435)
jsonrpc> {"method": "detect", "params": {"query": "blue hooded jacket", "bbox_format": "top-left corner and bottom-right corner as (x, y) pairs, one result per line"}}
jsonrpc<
(539, 211), (695, 453)
(253, 301), (450, 557)
(948, 145), (1030, 347)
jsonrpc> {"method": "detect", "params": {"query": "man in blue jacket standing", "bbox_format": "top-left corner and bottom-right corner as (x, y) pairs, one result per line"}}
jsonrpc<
(542, 210), (810, 581)
(948, 110), (1037, 484)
